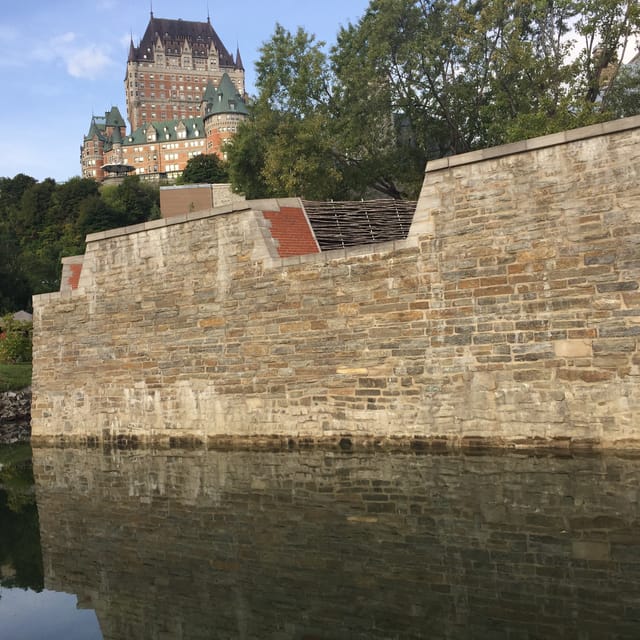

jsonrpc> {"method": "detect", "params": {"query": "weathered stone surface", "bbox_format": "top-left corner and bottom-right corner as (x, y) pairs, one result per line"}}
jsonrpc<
(0, 387), (31, 443)
(31, 117), (640, 446)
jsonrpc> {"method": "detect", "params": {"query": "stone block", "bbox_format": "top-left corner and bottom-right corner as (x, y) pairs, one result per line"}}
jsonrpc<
(554, 340), (593, 358)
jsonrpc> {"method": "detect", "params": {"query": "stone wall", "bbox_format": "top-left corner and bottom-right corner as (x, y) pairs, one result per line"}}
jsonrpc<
(32, 116), (640, 446)
(32, 447), (640, 638)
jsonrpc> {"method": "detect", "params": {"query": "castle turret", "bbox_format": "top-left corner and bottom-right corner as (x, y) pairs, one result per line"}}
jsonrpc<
(203, 73), (249, 158)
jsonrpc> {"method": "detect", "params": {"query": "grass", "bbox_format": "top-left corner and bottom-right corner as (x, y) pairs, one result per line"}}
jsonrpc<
(0, 364), (32, 392)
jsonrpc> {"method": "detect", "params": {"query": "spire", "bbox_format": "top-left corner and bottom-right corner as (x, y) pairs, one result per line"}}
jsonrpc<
(128, 35), (136, 62)
(110, 124), (123, 145)
(235, 45), (244, 70)
(202, 79), (217, 104)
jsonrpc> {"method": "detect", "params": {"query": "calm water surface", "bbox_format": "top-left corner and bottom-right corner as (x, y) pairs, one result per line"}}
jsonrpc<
(1, 444), (640, 639)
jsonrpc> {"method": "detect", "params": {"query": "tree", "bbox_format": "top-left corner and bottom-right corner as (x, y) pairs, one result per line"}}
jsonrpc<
(228, 1), (640, 201)
(228, 25), (366, 200)
(605, 58), (640, 116)
(76, 195), (123, 236)
(101, 175), (160, 225)
(0, 228), (30, 313)
(177, 154), (229, 185)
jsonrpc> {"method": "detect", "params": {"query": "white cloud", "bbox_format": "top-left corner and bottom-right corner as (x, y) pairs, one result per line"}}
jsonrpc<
(34, 31), (114, 80)
(66, 46), (113, 78)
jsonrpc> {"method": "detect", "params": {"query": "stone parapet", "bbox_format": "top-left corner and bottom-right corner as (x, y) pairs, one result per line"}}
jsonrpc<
(32, 117), (640, 445)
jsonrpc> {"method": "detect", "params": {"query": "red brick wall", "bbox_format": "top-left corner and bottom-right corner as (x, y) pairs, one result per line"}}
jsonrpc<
(68, 264), (82, 290)
(262, 207), (320, 257)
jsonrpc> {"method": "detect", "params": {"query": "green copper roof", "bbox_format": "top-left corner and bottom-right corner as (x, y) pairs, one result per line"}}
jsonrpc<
(202, 80), (217, 103)
(84, 117), (106, 142)
(124, 117), (206, 146)
(204, 73), (248, 116)
(105, 106), (126, 128)
(110, 124), (123, 144)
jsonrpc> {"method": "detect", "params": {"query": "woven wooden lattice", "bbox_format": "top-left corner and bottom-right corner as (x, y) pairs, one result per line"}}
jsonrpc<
(302, 199), (417, 251)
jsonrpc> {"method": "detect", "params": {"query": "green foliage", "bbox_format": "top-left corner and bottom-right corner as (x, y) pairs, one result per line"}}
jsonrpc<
(0, 364), (32, 392)
(100, 175), (160, 225)
(227, 0), (640, 201)
(226, 120), (273, 199)
(0, 173), (160, 311)
(0, 446), (44, 591)
(176, 153), (230, 185)
(0, 316), (32, 365)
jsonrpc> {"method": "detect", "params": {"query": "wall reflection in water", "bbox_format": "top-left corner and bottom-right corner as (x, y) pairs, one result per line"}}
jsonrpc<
(33, 447), (640, 639)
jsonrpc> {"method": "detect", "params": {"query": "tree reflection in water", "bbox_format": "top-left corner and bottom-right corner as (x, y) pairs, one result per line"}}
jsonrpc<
(0, 444), (43, 592)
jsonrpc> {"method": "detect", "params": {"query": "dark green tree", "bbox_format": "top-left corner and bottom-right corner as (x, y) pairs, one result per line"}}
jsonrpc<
(101, 175), (160, 226)
(76, 195), (123, 236)
(177, 153), (229, 185)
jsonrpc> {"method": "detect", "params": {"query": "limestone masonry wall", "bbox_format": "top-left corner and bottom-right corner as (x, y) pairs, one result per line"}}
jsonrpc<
(32, 116), (640, 446)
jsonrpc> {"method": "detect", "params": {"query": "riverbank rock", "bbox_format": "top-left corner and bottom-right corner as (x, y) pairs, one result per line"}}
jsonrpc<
(0, 387), (31, 443)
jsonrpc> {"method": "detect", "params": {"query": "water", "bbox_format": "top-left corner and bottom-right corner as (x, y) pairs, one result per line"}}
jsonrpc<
(2, 444), (640, 639)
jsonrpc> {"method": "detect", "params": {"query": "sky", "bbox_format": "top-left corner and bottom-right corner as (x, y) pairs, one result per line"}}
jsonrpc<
(0, 0), (371, 183)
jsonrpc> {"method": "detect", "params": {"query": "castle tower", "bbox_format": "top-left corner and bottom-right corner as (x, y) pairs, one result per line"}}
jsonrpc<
(125, 12), (245, 131)
(80, 106), (127, 180)
(202, 73), (249, 158)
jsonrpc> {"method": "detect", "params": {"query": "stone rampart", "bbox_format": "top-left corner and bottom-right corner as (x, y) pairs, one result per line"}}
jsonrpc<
(32, 116), (640, 446)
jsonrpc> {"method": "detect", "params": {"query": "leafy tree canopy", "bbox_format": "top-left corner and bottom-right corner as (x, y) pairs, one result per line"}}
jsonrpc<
(0, 174), (160, 313)
(176, 153), (230, 185)
(227, 0), (640, 201)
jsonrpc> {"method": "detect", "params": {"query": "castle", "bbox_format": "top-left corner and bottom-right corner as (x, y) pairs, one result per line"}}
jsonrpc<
(80, 12), (248, 182)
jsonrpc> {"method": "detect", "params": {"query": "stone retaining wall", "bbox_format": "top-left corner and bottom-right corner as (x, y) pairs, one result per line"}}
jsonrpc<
(31, 116), (640, 446)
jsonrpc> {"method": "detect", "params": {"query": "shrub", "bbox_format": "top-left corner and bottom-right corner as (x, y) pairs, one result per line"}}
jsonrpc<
(0, 315), (32, 364)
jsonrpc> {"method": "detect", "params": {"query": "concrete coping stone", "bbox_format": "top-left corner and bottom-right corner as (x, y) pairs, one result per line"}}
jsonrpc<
(60, 255), (84, 265)
(426, 114), (640, 172)
(84, 197), (308, 245)
(85, 202), (256, 243)
(159, 183), (232, 192)
(33, 287), (86, 303)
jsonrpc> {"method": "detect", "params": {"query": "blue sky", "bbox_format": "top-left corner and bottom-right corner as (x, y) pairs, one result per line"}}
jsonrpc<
(0, 0), (370, 182)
